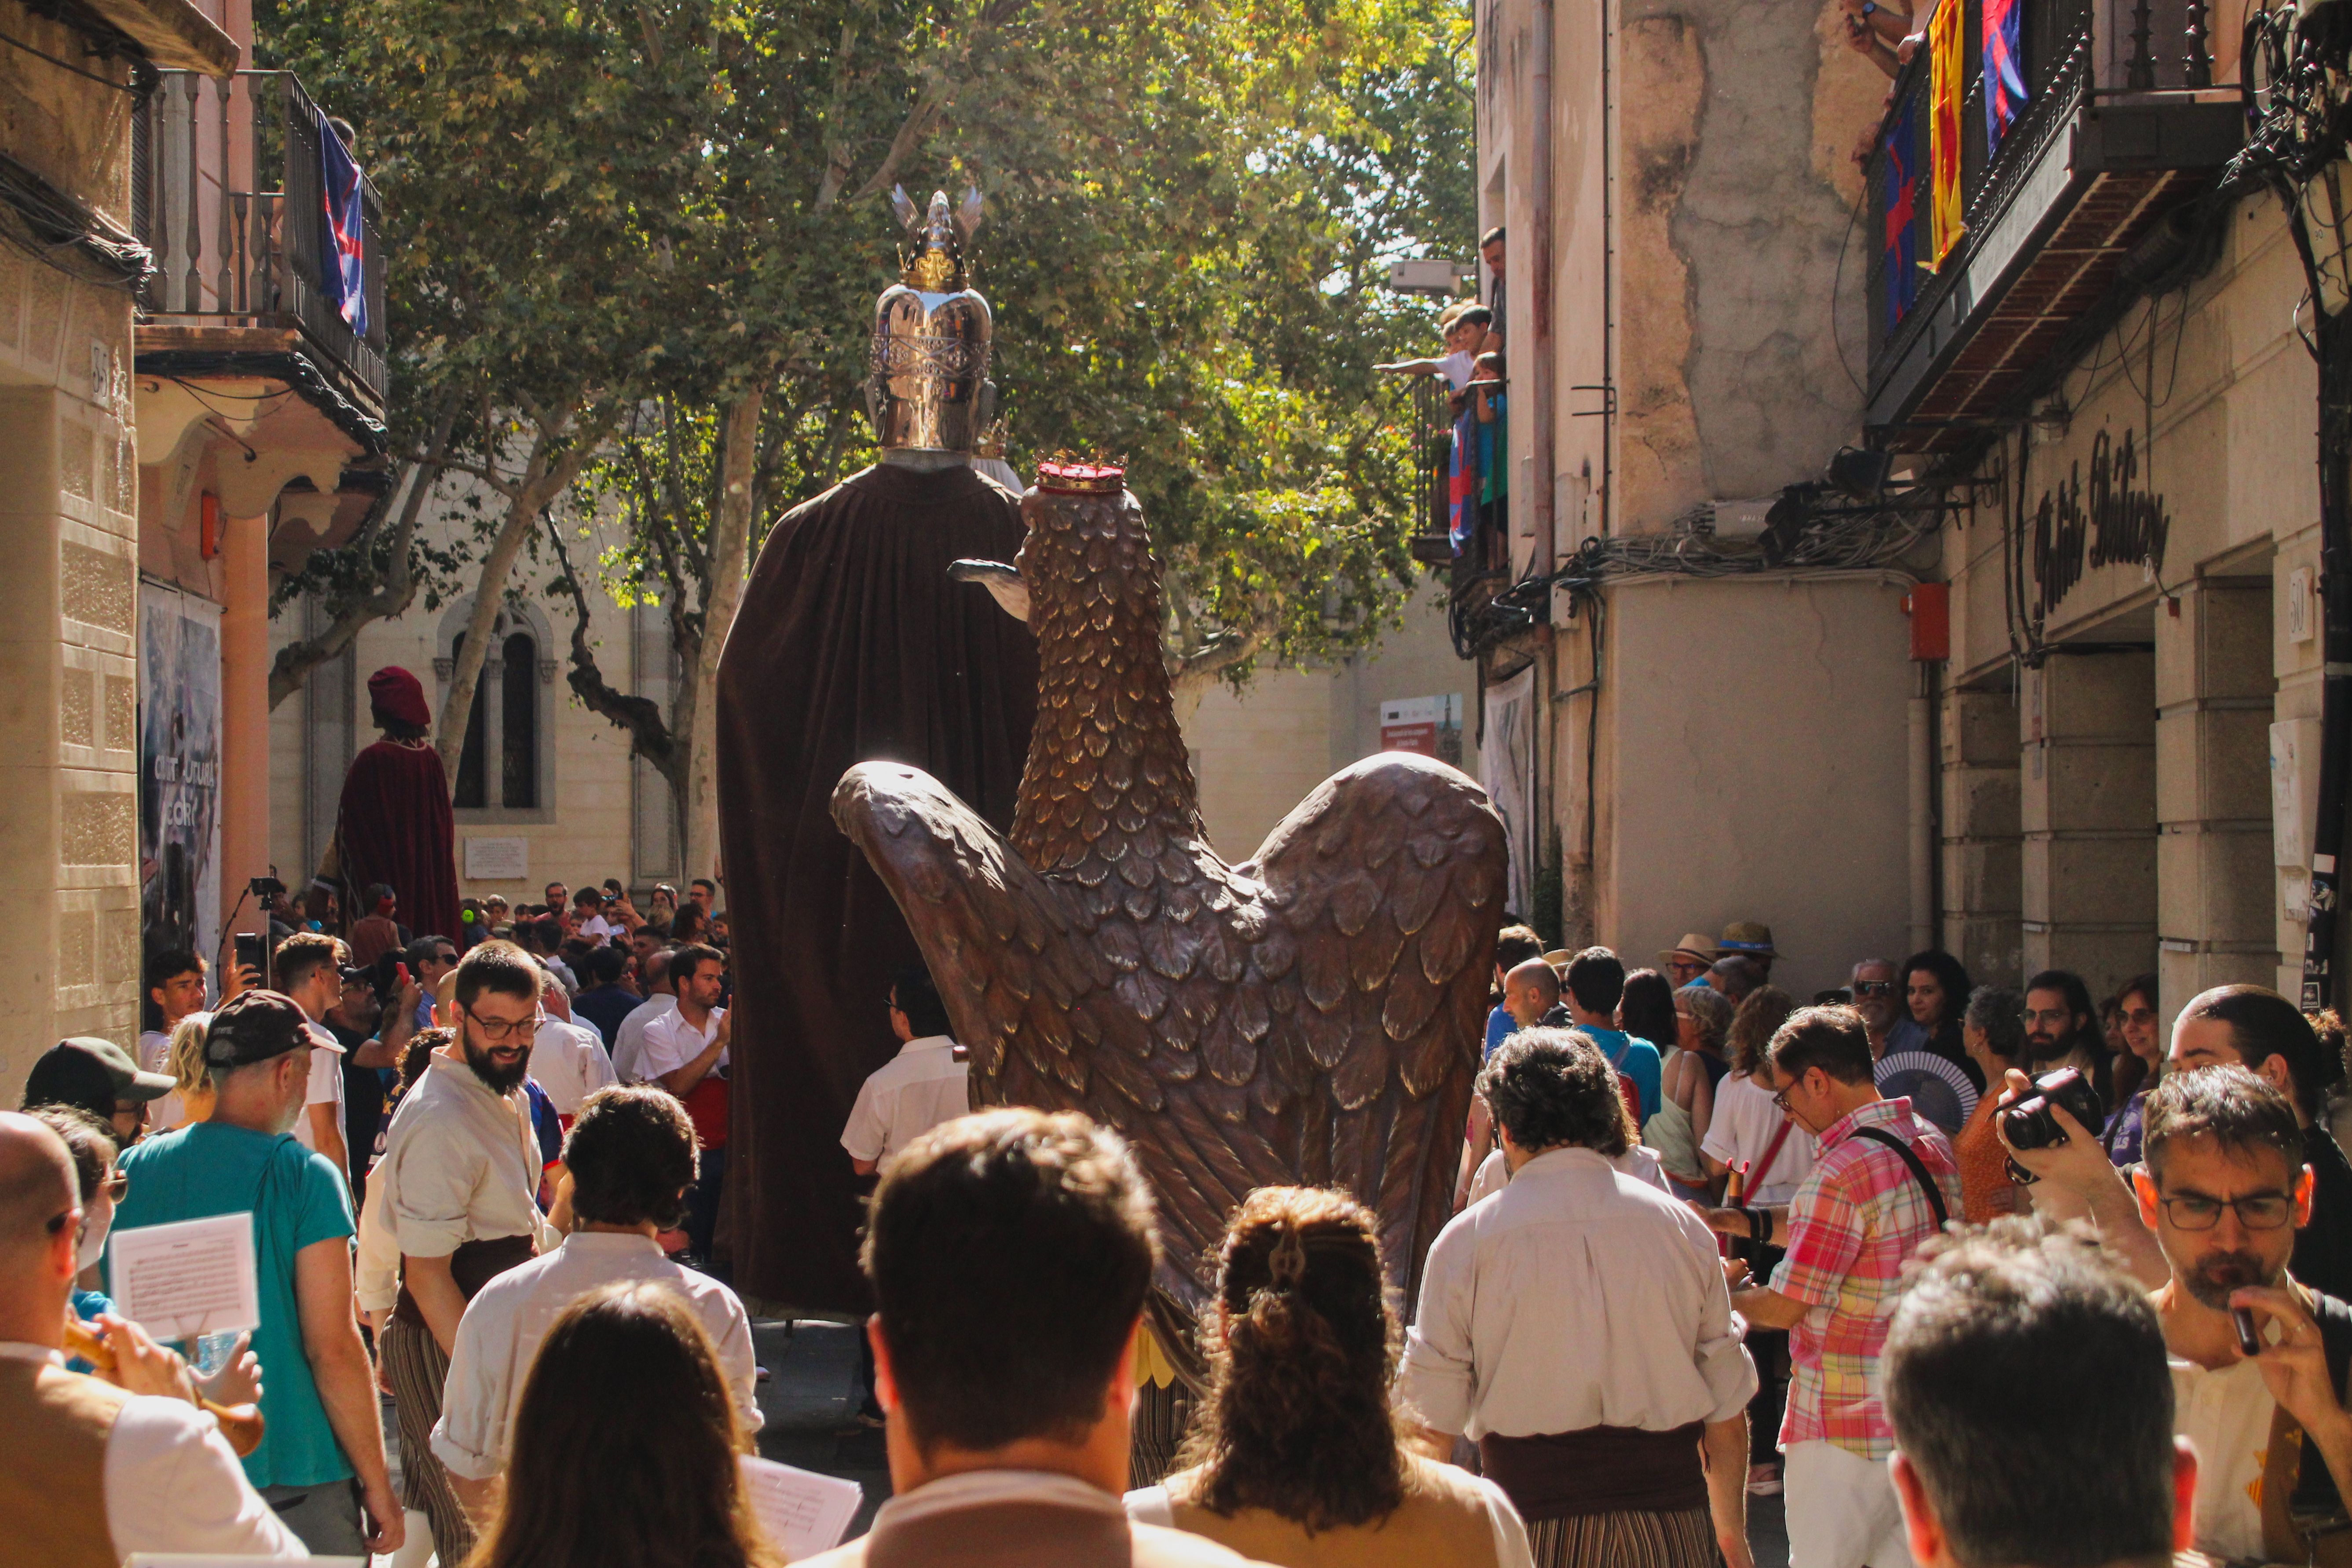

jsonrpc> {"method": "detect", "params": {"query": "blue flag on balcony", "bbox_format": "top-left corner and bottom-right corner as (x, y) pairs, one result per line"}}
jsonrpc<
(315, 108), (368, 337)
(1984, 0), (2027, 153)
(1881, 95), (1921, 334)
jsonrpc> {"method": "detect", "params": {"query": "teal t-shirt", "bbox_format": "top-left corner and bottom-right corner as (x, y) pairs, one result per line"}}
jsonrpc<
(1578, 1026), (1664, 1124)
(110, 1121), (356, 1488)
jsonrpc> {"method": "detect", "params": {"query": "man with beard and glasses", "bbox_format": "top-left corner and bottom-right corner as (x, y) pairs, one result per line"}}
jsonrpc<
(373, 941), (558, 1567)
(2021, 970), (2102, 1081)
(2168, 984), (2352, 1302)
(2136, 1065), (2352, 1562)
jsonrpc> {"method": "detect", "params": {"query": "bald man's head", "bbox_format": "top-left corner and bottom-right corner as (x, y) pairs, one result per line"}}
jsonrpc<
(0, 1111), (76, 1268)
(1504, 958), (1563, 1029)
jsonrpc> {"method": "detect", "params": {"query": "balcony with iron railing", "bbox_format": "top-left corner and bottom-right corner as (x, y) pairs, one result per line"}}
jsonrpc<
(132, 70), (388, 416)
(1862, 0), (2242, 448)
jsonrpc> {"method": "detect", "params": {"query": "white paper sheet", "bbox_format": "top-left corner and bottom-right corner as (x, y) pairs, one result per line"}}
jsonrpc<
(739, 1453), (863, 1561)
(107, 1213), (260, 1341)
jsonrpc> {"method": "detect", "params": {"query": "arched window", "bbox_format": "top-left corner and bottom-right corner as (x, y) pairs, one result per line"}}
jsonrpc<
(500, 630), (537, 809)
(454, 631), (488, 809)
(438, 600), (555, 821)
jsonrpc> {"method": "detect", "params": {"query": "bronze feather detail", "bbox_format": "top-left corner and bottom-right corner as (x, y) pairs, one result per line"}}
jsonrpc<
(832, 473), (1507, 1372)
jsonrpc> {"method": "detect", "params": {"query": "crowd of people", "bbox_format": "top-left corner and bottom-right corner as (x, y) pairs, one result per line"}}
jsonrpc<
(9, 899), (2352, 1568)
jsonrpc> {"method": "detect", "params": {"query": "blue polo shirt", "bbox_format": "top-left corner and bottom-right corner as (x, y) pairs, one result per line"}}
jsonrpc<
(110, 1121), (356, 1489)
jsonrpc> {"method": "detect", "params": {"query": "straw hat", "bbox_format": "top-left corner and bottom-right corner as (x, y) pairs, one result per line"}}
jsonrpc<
(1716, 921), (1785, 960)
(1541, 949), (1574, 971)
(1658, 932), (1716, 967)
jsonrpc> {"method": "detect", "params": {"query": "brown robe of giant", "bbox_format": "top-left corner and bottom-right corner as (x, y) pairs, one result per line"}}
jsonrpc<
(715, 462), (1036, 1310)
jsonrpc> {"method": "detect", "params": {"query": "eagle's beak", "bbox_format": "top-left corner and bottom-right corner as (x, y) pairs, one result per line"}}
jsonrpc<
(949, 559), (1030, 624)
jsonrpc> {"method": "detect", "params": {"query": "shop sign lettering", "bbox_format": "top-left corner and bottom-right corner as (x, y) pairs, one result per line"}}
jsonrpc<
(2030, 428), (2171, 623)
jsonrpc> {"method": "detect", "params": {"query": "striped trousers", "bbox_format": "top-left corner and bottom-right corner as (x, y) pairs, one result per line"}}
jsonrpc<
(381, 1314), (475, 1567)
(1526, 1505), (1720, 1568)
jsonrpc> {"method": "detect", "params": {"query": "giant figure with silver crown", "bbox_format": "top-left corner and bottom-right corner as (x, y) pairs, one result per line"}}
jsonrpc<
(714, 188), (1037, 1310)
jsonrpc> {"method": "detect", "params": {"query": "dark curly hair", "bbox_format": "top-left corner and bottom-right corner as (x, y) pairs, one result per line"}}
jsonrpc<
(1478, 1029), (1632, 1156)
(1174, 1187), (1407, 1532)
(564, 1086), (699, 1229)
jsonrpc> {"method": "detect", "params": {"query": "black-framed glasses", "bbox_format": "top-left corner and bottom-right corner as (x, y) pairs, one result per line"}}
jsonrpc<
(2160, 1192), (2295, 1231)
(1853, 980), (1894, 997)
(464, 1007), (546, 1043)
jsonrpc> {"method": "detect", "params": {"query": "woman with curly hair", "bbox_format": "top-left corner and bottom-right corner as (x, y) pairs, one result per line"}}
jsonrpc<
(1125, 1186), (1533, 1567)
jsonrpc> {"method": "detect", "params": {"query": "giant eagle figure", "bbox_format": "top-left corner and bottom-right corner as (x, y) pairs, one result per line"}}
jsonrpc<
(832, 460), (1508, 1363)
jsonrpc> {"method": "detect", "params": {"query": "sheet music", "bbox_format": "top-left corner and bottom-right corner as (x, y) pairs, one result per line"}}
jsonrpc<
(738, 1454), (863, 1561)
(107, 1213), (259, 1341)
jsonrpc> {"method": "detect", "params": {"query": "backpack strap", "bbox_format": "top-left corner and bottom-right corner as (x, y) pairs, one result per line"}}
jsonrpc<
(1850, 1125), (1949, 1229)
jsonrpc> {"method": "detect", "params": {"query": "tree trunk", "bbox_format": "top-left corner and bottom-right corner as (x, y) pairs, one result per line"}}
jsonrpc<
(435, 421), (603, 792)
(684, 387), (760, 879)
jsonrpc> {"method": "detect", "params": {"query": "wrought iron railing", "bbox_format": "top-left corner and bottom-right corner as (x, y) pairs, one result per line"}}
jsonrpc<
(1861, 0), (2222, 382)
(131, 70), (388, 402)
(1404, 374), (1511, 579)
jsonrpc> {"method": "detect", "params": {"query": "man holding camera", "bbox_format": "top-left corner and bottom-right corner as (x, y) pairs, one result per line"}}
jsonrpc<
(2167, 984), (2352, 1302)
(1696, 1005), (1959, 1568)
(2128, 1065), (2352, 1561)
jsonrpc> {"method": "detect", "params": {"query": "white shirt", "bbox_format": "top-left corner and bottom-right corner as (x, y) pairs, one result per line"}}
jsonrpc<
(611, 993), (678, 1083)
(377, 1051), (557, 1259)
(139, 1026), (194, 1132)
(1436, 348), (1478, 389)
(841, 1037), (969, 1163)
(0, 1343), (307, 1559)
(355, 1176), (400, 1316)
(528, 1016), (616, 1117)
(639, 1005), (726, 1083)
(1466, 1143), (1671, 1207)
(577, 914), (619, 942)
(289, 1020), (345, 1162)
(1700, 1070), (1818, 1205)
(1399, 1146), (1756, 1440)
(430, 1231), (760, 1480)
(2172, 1352), (2274, 1562)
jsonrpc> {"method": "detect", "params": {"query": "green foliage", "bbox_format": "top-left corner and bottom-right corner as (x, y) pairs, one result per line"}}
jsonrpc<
(263, 0), (1476, 690)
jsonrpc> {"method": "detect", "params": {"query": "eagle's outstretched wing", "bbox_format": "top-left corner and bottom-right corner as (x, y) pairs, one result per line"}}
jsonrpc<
(1233, 752), (1508, 1309)
(831, 762), (1286, 1329)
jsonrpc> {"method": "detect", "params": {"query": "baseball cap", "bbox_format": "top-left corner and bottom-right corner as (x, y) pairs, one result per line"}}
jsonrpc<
(23, 1037), (174, 1117)
(202, 990), (316, 1070)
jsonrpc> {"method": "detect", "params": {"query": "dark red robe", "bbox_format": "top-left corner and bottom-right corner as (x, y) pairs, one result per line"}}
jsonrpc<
(716, 462), (1037, 1311)
(330, 738), (462, 947)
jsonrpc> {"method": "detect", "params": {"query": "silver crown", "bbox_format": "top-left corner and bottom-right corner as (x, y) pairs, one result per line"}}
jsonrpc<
(868, 186), (995, 453)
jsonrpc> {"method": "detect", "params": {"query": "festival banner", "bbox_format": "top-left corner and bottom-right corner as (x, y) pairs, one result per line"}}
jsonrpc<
(1480, 667), (1536, 920)
(1984, 0), (2027, 155)
(1881, 93), (1922, 332)
(139, 583), (223, 979)
(315, 106), (369, 335)
(1929, 0), (1964, 266)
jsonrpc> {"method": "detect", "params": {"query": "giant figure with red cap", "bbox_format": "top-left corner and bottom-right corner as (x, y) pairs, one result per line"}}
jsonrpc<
(315, 667), (461, 948)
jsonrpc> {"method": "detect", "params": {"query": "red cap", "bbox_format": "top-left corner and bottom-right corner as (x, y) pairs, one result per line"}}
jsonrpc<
(366, 666), (432, 729)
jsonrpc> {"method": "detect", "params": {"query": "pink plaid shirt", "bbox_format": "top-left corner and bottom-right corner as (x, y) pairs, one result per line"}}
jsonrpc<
(1769, 1096), (1960, 1458)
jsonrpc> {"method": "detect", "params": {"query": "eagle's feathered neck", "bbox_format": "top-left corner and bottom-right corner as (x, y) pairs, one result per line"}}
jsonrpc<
(1010, 488), (1205, 876)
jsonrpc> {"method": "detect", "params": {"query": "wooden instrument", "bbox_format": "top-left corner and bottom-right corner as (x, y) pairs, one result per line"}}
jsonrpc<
(62, 1319), (264, 1457)
(1722, 1160), (1748, 1260)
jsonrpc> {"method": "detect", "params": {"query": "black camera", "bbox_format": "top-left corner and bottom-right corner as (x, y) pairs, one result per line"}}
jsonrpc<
(249, 875), (286, 900)
(1999, 1067), (2106, 1155)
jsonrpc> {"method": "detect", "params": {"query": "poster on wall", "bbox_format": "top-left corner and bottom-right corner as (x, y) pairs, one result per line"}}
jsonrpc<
(1482, 668), (1535, 920)
(139, 584), (223, 983)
